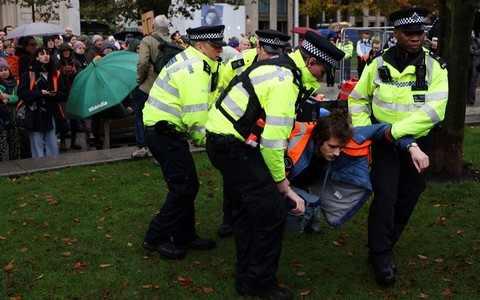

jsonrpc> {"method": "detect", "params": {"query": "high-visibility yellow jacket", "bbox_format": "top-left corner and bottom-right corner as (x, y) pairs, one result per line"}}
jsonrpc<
(206, 50), (320, 182)
(215, 48), (258, 101)
(348, 47), (448, 139)
(143, 45), (222, 147)
(336, 41), (353, 60)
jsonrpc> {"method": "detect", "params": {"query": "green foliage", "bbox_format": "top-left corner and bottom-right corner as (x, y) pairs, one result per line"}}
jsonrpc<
(299, 0), (438, 21)
(1, 129), (480, 299)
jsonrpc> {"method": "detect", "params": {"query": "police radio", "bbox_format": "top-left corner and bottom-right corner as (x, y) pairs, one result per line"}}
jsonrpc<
(412, 64), (428, 91)
(378, 66), (392, 82)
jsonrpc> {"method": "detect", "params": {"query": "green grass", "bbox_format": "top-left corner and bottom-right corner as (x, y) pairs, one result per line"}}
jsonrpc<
(1, 127), (479, 299)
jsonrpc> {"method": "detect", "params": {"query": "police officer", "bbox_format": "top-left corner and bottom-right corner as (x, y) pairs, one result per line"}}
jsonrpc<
(206, 31), (345, 299)
(141, 25), (226, 260)
(348, 7), (448, 286)
(216, 29), (291, 238)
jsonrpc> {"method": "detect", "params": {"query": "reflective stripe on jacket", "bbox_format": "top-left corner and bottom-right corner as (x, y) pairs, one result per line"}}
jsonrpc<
(206, 50), (320, 182)
(348, 47), (448, 139)
(143, 46), (222, 146)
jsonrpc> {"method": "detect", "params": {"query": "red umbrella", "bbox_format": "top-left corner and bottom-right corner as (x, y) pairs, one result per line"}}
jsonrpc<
(290, 27), (315, 35)
(290, 27), (323, 37)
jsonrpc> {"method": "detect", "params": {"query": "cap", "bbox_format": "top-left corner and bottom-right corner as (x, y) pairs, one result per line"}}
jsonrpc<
(389, 7), (429, 32)
(73, 41), (85, 51)
(180, 35), (190, 44)
(78, 35), (89, 43)
(92, 34), (103, 44)
(187, 25), (227, 47)
(101, 40), (115, 53)
(0, 57), (10, 70)
(58, 43), (73, 52)
(255, 29), (291, 54)
(301, 31), (345, 67)
(363, 30), (371, 34)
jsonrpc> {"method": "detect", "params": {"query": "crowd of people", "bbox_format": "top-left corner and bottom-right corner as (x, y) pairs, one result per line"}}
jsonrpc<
(0, 5), (471, 299)
(0, 24), (139, 159)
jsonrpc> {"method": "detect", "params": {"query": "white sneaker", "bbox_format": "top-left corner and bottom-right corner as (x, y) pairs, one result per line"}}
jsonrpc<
(131, 147), (149, 159)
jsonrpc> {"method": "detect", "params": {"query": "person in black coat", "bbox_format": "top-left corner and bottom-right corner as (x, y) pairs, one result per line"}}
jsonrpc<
(17, 46), (67, 158)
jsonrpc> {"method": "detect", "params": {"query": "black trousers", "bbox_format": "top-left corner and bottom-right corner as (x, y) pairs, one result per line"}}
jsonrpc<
(143, 129), (199, 245)
(206, 134), (286, 289)
(368, 139), (427, 264)
(357, 56), (366, 78)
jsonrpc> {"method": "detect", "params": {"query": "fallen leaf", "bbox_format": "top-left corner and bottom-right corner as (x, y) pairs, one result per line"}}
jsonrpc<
(99, 216), (106, 222)
(300, 290), (313, 296)
(62, 252), (72, 257)
(73, 261), (87, 269)
(20, 203), (27, 207)
(435, 258), (444, 263)
(418, 254), (428, 260)
(73, 218), (81, 223)
(143, 173), (151, 177)
(197, 286), (213, 292)
(441, 289), (454, 296)
(142, 285), (152, 289)
(36, 274), (44, 280)
(99, 264), (112, 269)
(296, 271), (305, 277)
(418, 292), (429, 298)
(5, 260), (15, 271)
(0, 236), (6, 240)
(332, 241), (345, 247)
(20, 247), (28, 253)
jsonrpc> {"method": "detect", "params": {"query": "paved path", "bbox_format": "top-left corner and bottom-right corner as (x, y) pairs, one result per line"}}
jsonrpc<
(1, 85), (479, 178)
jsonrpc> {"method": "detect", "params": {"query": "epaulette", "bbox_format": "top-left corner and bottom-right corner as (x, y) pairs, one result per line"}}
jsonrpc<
(230, 58), (245, 70)
(429, 51), (447, 69)
(367, 50), (384, 65)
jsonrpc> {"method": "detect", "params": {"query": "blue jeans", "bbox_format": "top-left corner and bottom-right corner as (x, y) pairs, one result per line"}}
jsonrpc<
(29, 116), (58, 158)
(131, 87), (148, 148)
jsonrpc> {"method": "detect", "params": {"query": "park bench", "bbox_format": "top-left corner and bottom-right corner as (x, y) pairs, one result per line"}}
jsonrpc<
(84, 115), (136, 150)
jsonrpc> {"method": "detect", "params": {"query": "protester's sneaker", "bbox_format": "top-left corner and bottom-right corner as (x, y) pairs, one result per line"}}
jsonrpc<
(131, 147), (149, 159)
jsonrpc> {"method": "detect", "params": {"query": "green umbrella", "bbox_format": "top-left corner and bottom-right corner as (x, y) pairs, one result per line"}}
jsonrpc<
(66, 51), (139, 118)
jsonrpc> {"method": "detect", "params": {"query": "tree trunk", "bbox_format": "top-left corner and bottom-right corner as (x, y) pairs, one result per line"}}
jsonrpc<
(429, 0), (477, 176)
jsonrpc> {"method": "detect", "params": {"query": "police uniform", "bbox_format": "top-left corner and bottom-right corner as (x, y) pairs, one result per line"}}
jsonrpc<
(142, 25), (225, 260)
(215, 29), (291, 238)
(216, 30), (291, 101)
(348, 7), (448, 285)
(206, 31), (344, 298)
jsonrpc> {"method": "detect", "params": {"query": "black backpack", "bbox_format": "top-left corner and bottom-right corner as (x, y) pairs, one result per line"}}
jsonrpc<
(151, 35), (185, 74)
(215, 54), (312, 140)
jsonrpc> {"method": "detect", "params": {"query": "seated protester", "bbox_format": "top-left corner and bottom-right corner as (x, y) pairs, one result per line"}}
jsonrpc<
(17, 46), (67, 158)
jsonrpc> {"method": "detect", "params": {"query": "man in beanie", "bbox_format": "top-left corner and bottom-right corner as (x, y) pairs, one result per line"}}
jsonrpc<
(349, 7), (448, 286)
(206, 31), (344, 299)
(85, 34), (103, 62)
(133, 14), (171, 159)
(141, 25), (225, 260)
(215, 29), (291, 238)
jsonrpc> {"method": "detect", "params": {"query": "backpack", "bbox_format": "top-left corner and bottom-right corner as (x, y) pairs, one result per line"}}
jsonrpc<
(151, 35), (185, 74)
(215, 54), (311, 142)
(6, 55), (20, 79)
